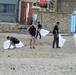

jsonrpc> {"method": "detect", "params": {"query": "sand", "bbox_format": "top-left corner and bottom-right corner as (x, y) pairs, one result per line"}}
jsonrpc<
(0, 33), (76, 75)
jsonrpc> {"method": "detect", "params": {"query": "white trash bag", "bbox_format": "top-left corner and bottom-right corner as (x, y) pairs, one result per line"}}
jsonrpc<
(3, 40), (24, 49)
(59, 34), (66, 47)
(40, 29), (49, 36)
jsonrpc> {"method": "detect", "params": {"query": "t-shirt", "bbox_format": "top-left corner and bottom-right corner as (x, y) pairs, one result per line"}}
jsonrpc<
(10, 36), (20, 44)
(29, 26), (36, 36)
(52, 25), (59, 34)
(38, 24), (42, 29)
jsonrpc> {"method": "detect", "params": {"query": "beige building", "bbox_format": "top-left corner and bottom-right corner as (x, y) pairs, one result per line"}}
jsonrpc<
(18, 0), (41, 24)
(18, 0), (58, 24)
(33, 0), (76, 32)
(18, 0), (76, 32)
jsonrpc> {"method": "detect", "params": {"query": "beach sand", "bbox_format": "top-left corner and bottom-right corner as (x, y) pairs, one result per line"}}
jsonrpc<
(0, 33), (76, 75)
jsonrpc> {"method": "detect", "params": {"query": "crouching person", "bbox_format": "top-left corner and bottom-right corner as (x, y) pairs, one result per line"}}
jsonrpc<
(7, 36), (20, 49)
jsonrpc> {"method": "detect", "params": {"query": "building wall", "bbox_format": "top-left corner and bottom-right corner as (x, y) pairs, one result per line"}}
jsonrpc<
(34, 11), (70, 32)
(0, 0), (18, 22)
(57, 1), (76, 14)
(33, 0), (76, 32)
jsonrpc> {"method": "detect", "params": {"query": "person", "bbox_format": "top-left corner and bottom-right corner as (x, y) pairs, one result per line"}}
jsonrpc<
(7, 36), (20, 49)
(36, 21), (42, 39)
(52, 22), (60, 48)
(28, 25), (36, 49)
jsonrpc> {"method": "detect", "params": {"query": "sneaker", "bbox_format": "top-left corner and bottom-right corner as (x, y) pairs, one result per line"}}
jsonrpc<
(57, 47), (61, 48)
(33, 46), (35, 49)
(52, 47), (55, 48)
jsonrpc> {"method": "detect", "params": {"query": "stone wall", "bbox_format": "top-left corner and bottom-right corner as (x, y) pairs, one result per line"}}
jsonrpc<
(34, 11), (70, 33)
(57, 1), (76, 13)
(0, 23), (19, 32)
(33, 1), (76, 33)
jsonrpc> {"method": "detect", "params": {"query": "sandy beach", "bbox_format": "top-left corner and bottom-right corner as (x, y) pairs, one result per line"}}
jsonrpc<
(0, 33), (76, 75)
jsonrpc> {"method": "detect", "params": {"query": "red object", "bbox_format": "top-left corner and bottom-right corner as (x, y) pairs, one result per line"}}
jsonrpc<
(39, 0), (47, 5)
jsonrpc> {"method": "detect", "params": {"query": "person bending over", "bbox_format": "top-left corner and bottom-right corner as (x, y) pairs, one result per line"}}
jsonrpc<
(7, 36), (20, 49)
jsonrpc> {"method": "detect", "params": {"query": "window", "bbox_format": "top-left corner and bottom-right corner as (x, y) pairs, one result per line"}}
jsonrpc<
(33, 3), (37, 6)
(0, 4), (16, 13)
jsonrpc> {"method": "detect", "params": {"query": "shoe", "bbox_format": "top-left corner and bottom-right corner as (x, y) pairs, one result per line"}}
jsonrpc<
(57, 47), (61, 48)
(52, 47), (55, 48)
(52, 46), (55, 48)
(33, 46), (35, 49)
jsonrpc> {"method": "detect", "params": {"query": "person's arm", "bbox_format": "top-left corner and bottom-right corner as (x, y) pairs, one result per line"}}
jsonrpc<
(55, 26), (58, 34)
(8, 37), (12, 49)
(28, 28), (30, 34)
(55, 30), (57, 34)
(8, 41), (11, 49)
(28, 31), (30, 34)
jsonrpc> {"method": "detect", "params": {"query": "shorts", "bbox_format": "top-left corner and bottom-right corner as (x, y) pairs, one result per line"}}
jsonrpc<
(30, 34), (36, 39)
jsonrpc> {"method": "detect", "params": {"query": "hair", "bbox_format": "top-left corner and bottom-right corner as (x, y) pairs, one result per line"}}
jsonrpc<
(38, 21), (40, 24)
(7, 36), (10, 39)
(56, 22), (60, 24)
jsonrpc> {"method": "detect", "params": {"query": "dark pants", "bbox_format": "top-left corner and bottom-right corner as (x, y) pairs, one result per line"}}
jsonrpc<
(52, 34), (59, 48)
(36, 30), (41, 39)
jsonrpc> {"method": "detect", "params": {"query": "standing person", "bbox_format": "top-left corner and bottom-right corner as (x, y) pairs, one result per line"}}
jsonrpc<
(7, 36), (20, 49)
(36, 21), (42, 39)
(28, 25), (36, 49)
(52, 22), (60, 48)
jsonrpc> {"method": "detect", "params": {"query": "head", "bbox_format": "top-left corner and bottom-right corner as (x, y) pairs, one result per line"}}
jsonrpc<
(38, 21), (40, 24)
(7, 36), (10, 40)
(56, 22), (60, 26)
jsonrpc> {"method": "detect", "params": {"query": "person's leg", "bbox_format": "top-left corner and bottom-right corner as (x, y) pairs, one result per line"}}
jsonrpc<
(30, 39), (32, 48)
(39, 32), (41, 39)
(56, 37), (60, 48)
(36, 31), (38, 38)
(36, 30), (39, 39)
(52, 34), (56, 48)
(33, 38), (36, 49)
